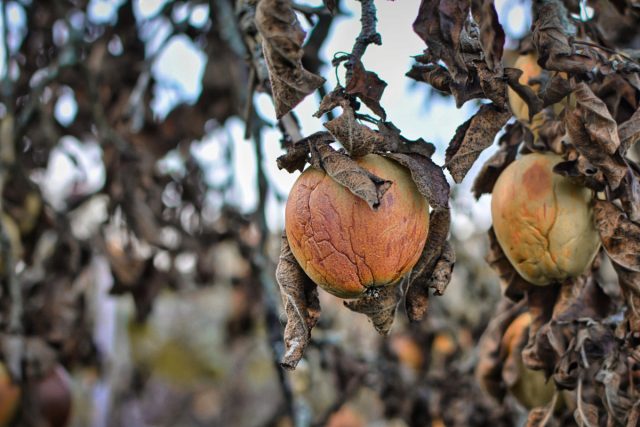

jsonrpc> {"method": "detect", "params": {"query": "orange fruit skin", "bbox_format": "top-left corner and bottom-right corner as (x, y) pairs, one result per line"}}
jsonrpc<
(285, 154), (429, 298)
(491, 153), (600, 285)
(0, 364), (20, 427)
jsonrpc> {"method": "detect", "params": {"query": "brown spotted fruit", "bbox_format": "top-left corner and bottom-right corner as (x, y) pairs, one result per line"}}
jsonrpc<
(285, 154), (429, 298)
(491, 152), (600, 285)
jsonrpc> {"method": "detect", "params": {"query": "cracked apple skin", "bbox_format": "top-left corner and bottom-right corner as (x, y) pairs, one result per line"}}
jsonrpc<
(491, 152), (600, 286)
(285, 154), (429, 299)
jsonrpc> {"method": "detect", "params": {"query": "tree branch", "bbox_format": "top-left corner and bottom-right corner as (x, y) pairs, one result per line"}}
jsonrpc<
(345, 0), (381, 81)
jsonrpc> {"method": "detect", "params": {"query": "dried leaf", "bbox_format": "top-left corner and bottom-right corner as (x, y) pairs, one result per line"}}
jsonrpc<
(504, 67), (544, 120)
(593, 200), (640, 273)
(413, 0), (468, 83)
(314, 85), (347, 118)
(618, 106), (640, 155)
(255, 0), (326, 118)
(531, 0), (597, 74)
(566, 103), (627, 190)
(309, 143), (391, 210)
(552, 275), (612, 323)
(592, 73), (639, 124)
(472, 122), (523, 198)
(574, 83), (620, 155)
(476, 61), (508, 108)
(445, 103), (511, 183)
(405, 208), (451, 321)
(323, 106), (383, 157)
(539, 75), (573, 108)
(553, 158), (607, 192)
(616, 168), (640, 223)
(276, 131), (334, 173)
(344, 285), (400, 335)
(276, 233), (321, 370)
(345, 59), (388, 119)
(377, 121), (436, 156)
(522, 285), (558, 372)
(406, 63), (453, 94)
(476, 0), (505, 72)
(428, 241), (455, 295)
(382, 152), (449, 210)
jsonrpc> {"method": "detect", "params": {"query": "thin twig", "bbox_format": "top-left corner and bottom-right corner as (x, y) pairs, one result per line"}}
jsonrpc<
(345, 0), (381, 81)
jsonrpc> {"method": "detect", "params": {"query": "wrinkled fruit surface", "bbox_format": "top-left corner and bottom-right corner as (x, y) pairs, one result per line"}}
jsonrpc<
(285, 154), (429, 298)
(492, 152), (600, 285)
(0, 363), (20, 427)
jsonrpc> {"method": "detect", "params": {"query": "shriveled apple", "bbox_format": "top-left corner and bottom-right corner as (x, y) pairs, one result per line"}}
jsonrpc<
(285, 154), (429, 298)
(491, 152), (600, 285)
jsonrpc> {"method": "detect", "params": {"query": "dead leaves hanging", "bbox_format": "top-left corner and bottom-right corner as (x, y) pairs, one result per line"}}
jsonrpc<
(408, 0), (507, 108)
(445, 103), (512, 183)
(255, 0), (325, 118)
(275, 233), (320, 370)
(271, 71), (454, 368)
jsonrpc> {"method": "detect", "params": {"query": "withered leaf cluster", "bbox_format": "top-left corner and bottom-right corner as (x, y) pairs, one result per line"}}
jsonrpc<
(267, 1), (456, 370)
(450, 0), (640, 424)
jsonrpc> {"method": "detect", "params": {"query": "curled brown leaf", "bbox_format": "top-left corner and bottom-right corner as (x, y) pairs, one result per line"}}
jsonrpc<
(475, 0), (505, 72)
(566, 101), (627, 190)
(593, 199), (640, 273)
(309, 143), (391, 210)
(574, 83), (620, 155)
(406, 63), (453, 94)
(618, 106), (640, 156)
(405, 208), (451, 321)
(531, 0), (597, 74)
(472, 122), (523, 199)
(377, 121), (436, 156)
(255, 0), (326, 118)
(445, 103), (511, 183)
(276, 131), (334, 173)
(428, 241), (455, 295)
(344, 58), (388, 120)
(504, 67), (544, 120)
(276, 232), (321, 370)
(323, 106), (383, 157)
(382, 152), (450, 210)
